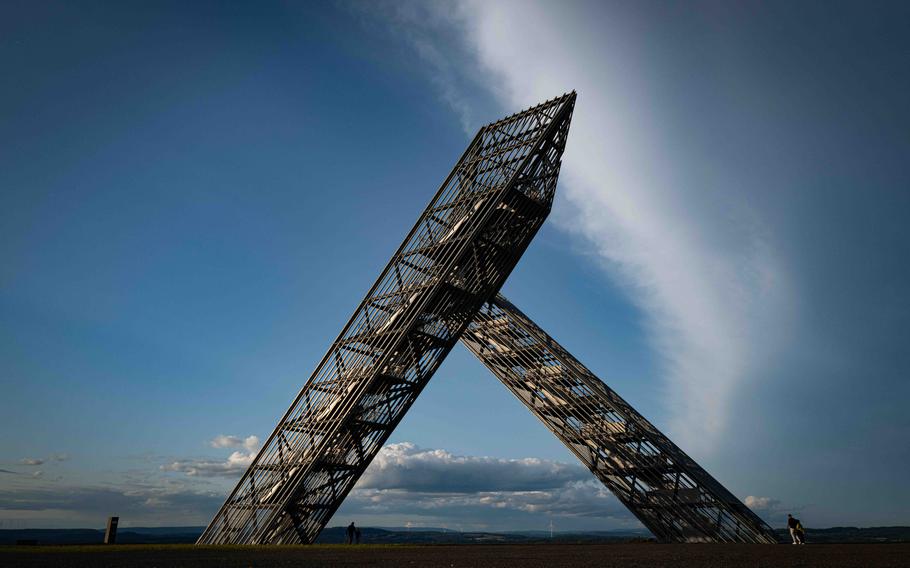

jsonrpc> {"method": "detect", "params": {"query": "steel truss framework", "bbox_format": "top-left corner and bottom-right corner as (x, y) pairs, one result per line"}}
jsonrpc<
(199, 93), (575, 545)
(199, 93), (776, 545)
(462, 295), (777, 543)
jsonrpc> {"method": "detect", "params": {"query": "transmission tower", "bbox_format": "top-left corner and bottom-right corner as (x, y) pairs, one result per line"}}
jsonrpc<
(199, 93), (776, 545)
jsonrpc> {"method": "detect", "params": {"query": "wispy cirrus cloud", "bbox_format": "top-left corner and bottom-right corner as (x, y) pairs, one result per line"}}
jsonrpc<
(17, 454), (68, 467)
(364, 0), (791, 456)
(347, 0), (486, 135)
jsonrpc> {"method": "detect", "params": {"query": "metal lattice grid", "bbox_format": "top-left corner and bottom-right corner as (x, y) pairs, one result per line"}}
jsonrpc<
(198, 93), (576, 545)
(461, 294), (778, 543)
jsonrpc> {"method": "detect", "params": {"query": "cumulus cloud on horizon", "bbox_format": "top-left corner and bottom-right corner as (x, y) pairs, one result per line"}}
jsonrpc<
(0, 483), (223, 527)
(337, 442), (637, 530)
(160, 439), (637, 528)
(0, 442), (637, 531)
(209, 434), (260, 452)
(357, 442), (588, 493)
(744, 495), (794, 523)
(18, 454), (69, 467)
(161, 434), (261, 478)
(744, 495), (780, 510)
(161, 452), (255, 478)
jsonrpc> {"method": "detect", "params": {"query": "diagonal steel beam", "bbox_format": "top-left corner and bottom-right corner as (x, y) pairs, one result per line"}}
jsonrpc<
(198, 93), (576, 545)
(460, 293), (778, 543)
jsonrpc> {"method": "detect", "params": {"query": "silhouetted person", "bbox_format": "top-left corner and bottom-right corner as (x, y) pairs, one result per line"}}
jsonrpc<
(355, 526), (361, 544)
(346, 522), (356, 545)
(787, 514), (805, 544)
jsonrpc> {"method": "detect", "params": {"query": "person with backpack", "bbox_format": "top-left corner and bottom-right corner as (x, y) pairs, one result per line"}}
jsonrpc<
(787, 514), (805, 544)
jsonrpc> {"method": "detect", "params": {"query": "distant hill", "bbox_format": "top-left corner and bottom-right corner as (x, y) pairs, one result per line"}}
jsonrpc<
(773, 526), (910, 543)
(2, 525), (908, 545)
(0, 526), (650, 546)
(0, 527), (203, 545)
(315, 527), (652, 544)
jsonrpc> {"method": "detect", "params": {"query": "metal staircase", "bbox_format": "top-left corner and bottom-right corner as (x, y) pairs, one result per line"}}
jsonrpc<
(461, 294), (778, 543)
(198, 93), (576, 545)
(199, 93), (776, 545)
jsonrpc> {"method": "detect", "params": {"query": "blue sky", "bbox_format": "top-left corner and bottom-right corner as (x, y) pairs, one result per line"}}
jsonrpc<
(1, 0), (908, 531)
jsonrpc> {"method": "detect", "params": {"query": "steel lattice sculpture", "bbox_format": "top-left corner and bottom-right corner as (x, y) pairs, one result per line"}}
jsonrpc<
(462, 295), (776, 543)
(199, 93), (777, 545)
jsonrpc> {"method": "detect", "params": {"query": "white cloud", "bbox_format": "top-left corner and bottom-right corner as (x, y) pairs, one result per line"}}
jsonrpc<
(163, 435), (261, 478)
(744, 495), (792, 523)
(19, 458), (44, 466)
(0, 483), (223, 527)
(377, 0), (791, 455)
(210, 434), (260, 452)
(358, 442), (588, 492)
(350, 0), (480, 134)
(744, 495), (779, 510)
(337, 443), (636, 530)
(161, 440), (636, 528)
(162, 451), (255, 478)
(345, 480), (628, 520)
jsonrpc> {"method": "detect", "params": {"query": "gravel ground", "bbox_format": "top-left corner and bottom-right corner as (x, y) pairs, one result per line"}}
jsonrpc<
(2, 543), (909, 568)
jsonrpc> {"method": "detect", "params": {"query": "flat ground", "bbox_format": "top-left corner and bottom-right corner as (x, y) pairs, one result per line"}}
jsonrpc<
(2, 543), (909, 568)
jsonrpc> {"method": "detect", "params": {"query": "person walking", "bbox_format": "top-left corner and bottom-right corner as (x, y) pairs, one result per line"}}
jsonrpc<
(346, 522), (356, 545)
(787, 514), (804, 544)
(795, 518), (806, 544)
